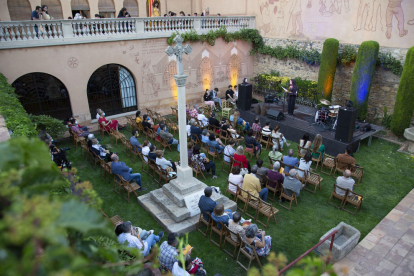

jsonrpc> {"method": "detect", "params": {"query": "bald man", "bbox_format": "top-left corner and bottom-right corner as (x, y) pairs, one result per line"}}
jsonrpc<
(335, 169), (355, 197)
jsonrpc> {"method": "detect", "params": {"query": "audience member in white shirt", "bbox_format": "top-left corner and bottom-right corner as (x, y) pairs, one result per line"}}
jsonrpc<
(228, 166), (243, 193)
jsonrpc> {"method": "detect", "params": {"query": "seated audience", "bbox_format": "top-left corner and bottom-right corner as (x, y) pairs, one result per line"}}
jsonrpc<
(148, 145), (157, 161)
(228, 166), (243, 193)
(223, 139), (236, 163)
(190, 119), (202, 141)
(159, 124), (179, 150)
(269, 144), (283, 162)
(192, 146), (218, 179)
(261, 121), (272, 140)
(187, 142), (194, 161)
(335, 169), (355, 196)
(298, 152), (312, 179)
(233, 145), (249, 175)
(225, 85), (237, 105)
(96, 108), (103, 120)
(222, 118), (243, 140)
(256, 159), (268, 181)
(203, 89), (215, 110)
(233, 111), (251, 131)
(201, 129), (210, 144)
(271, 125), (289, 150)
(45, 138), (71, 168)
(142, 114), (158, 132)
(141, 140), (151, 162)
(245, 129), (261, 158)
(299, 133), (312, 155)
(208, 133), (224, 153)
(252, 117), (262, 134)
(197, 111), (209, 127)
(70, 119), (91, 137)
(243, 224), (272, 257)
(283, 149), (299, 173)
(189, 104), (199, 118)
(67, 116), (88, 131)
(208, 112), (221, 129)
(336, 146), (357, 171)
(212, 203), (233, 229)
(114, 221), (153, 240)
(130, 130), (142, 153)
(111, 153), (147, 191)
(242, 166), (269, 201)
(156, 150), (177, 172)
(311, 134), (325, 160)
(117, 221), (163, 257)
(91, 138), (112, 162)
(229, 212), (248, 242)
(283, 169), (302, 197)
(135, 110), (142, 124)
(209, 88), (222, 109)
(267, 161), (284, 189)
(157, 120), (166, 134)
(159, 232), (179, 272)
(198, 187), (218, 220)
(172, 254), (206, 276)
(98, 110), (120, 131)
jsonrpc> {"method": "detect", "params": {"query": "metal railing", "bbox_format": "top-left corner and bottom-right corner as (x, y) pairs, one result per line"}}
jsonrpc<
(0, 16), (255, 49)
(279, 230), (338, 275)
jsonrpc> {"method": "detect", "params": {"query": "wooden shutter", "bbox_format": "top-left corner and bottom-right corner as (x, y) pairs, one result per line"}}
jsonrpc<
(8, 0), (32, 21)
(41, 0), (63, 19)
(123, 0), (139, 17)
(71, 0), (90, 10)
(99, 0), (115, 12)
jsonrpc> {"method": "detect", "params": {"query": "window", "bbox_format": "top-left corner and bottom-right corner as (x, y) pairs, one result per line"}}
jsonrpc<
(71, 0), (90, 18)
(87, 64), (137, 117)
(41, 0), (63, 19)
(123, 0), (139, 17)
(8, 0), (32, 21)
(12, 73), (72, 121)
(99, 0), (115, 18)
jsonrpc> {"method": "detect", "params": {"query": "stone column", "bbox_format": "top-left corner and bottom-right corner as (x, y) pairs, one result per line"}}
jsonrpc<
(174, 74), (193, 182)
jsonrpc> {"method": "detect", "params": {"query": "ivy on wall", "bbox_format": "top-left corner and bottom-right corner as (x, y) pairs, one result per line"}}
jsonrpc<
(168, 27), (403, 76)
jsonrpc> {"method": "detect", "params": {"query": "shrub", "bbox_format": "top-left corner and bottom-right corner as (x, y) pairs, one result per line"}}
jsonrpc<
(349, 41), (379, 120)
(29, 114), (67, 139)
(381, 106), (393, 130)
(390, 46), (414, 136)
(338, 45), (357, 65)
(317, 38), (339, 101)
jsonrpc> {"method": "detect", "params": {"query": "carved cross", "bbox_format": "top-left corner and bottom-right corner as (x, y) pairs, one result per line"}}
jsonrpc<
(165, 35), (192, 76)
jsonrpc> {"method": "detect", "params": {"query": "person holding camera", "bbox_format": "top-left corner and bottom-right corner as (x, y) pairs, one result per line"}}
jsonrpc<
(45, 139), (71, 169)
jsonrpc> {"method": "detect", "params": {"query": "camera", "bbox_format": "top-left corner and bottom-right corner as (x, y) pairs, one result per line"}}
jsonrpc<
(60, 147), (71, 152)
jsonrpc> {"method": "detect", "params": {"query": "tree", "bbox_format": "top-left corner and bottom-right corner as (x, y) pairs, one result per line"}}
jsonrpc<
(317, 38), (339, 102)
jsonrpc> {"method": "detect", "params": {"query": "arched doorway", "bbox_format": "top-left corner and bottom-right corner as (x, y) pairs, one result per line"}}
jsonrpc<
(41, 0), (63, 19)
(87, 64), (137, 117)
(227, 54), (241, 86)
(99, 0), (116, 18)
(71, 0), (90, 19)
(12, 73), (72, 121)
(8, 0), (32, 21)
(123, 0), (139, 17)
(163, 60), (177, 88)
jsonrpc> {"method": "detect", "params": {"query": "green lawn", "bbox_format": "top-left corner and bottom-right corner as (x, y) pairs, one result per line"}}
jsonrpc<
(62, 119), (414, 276)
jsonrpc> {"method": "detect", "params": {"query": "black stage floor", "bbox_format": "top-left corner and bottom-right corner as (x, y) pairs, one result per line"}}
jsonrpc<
(240, 102), (383, 156)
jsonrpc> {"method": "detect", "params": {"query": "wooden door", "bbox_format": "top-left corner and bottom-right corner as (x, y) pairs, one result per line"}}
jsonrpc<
(123, 0), (139, 17)
(41, 0), (63, 19)
(8, 0), (32, 21)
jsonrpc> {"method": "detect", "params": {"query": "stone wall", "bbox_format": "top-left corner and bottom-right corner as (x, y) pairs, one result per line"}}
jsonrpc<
(253, 38), (413, 124)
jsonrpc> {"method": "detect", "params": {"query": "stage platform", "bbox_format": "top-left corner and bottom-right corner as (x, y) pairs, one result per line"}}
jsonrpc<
(240, 102), (383, 156)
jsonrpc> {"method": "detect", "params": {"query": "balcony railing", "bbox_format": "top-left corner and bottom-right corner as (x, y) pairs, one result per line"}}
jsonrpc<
(0, 16), (255, 49)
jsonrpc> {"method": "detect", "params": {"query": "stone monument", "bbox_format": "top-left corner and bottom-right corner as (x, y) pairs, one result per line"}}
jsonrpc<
(138, 35), (236, 235)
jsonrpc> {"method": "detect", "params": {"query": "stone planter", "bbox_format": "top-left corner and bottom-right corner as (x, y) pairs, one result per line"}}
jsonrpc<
(318, 222), (360, 262)
(404, 127), (414, 153)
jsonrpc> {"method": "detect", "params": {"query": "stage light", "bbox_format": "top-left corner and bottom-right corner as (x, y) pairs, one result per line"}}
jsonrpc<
(243, 78), (248, 84)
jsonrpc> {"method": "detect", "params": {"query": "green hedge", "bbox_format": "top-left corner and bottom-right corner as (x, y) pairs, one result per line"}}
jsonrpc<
(349, 41), (379, 119)
(0, 74), (38, 137)
(390, 46), (414, 136)
(317, 38), (339, 101)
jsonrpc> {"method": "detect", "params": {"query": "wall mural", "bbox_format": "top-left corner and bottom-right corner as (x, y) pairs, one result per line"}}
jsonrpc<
(255, 0), (414, 48)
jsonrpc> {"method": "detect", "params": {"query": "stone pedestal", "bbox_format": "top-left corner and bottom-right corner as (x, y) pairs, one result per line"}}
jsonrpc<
(137, 177), (237, 235)
(404, 127), (414, 153)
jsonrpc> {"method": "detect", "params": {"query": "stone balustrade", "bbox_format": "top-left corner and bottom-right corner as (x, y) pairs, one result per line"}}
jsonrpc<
(0, 16), (255, 49)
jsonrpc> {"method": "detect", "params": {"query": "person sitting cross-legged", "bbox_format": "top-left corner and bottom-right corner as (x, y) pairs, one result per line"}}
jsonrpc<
(198, 187), (218, 220)
(242, 166), (269, 202)
(282, 169), (302, 198)
(267, 161), (284, 190)
(130, 130), (142, 153)
(159, 124), (179, 151)
(111, 153), (147, 191)
(283, 149), (299, 174)
(207, 133), (224, 154)
(117, 221), (163, 257)
(159, 232), (180, 272)
(335, 169), (355, 197)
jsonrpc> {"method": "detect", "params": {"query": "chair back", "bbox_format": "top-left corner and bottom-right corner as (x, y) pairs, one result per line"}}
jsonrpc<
(223, 152), (233, 165)
(266, 175), (281, 191)
(199, 208), (212, 223)
(224, 225), (242, 245)
(333, 183), (349, 198)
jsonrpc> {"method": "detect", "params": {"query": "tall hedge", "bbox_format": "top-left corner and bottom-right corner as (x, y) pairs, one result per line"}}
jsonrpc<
(349, 41), (379, 119)
(317, 38), (339, 101)
(390, 46), (414, 136)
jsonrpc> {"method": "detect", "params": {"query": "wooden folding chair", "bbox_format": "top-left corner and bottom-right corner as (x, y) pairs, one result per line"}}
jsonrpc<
(222, 101), (232, 118)
(80, 139), (89, 158)
(351, 165), (364, 186)
(113, 174), (123, 195)
(208, 125), (217, 135)
(159, 136), (173, 152)
(99, 123), (110, 138)
(225, 180), (239, 201)
(222, 153), (233, 173)
(70, 130), (85, 150)
(157, 164), (177, 185)
(125, 115), (134, 131)
(103, 162), (113, 183)
(268, 156), (282, 169)
(190, 134), (202, 146)
(236, 187), (250, 213)
(320, 154), (336, 176)
(223, 225), (242, 259)
(311, 152), (322, 170)
(305, 171), (323, 194)
(259, 134), (271, 150)
(121, 137), (132, 160)
(256, 199), (279, 229)
(191, 162), (206, 180)
(265, 175), (281, 202)
(294, 166), (307, 184)
(91, 150), (103, 171)
(171, 106), (178, 119)
(245, 143), (255, 160)
(139, 153), (153, 178)
(236, 238), (262, 271)
(109, 129), (124, 146)
(207, 146), (222, 162)
(278, 187), (298, 211)
(100, 209), (123, 226)
(328, 183), (348, 209)
(246, 193), (260, 220)
(297, 145), (310, 159)
(210, 219), (226, 249)
(343, 191), (364, 215)
(122, 176), (144, 203)
(197, 209), (212, 238)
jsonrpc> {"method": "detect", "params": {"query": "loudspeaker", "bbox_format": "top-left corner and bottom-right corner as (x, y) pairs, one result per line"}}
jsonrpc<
(238, 83), (252, 110)
(335, 107), (358, 143)
(266, 109), (285, 121)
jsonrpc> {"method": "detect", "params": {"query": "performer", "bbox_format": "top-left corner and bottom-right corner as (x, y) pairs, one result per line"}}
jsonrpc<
(287, 79), (298, 116)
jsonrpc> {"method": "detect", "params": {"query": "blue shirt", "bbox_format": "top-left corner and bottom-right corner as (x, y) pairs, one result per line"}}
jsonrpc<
(198, 195), (218, 221)
(130, 136), (142, 152)
(190, 125), (202, 140)
(283, 156), (299, 173)
(111, 161), (132, 181)
(31, 10), (39, 20)
(212, 212), (233, 229)
(208, 140), (223, 153)
(202, 135), (209, 144)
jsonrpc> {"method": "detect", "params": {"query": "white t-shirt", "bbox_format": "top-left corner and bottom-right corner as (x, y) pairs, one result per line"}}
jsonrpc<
(224, 145), (235, 163)
(142, 146), (150, 161)
(228, 173), (243, 193)
(298, 158), (312, 178)
(186, 125), (191, 137)
(172, 262), (190, 276)
(197, 114), (208, 126)
(96, 113), (100, 120)
(118, 233), (148, 254)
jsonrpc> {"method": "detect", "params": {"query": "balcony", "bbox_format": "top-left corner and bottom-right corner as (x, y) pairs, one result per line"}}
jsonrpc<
(0, 16), (255, 49)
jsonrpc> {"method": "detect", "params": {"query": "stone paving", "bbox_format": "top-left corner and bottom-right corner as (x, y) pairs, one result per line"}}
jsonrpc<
(333, 188), (414, 276)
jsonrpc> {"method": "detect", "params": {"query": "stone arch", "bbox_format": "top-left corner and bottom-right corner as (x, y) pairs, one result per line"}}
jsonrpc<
(41, 0), (64, 19)
(8, 0), (31, 21)
(197, 57), (213, 87)
(98, 0), (116, 18)
(71, 0), (90, 18)
(123, 0), (139, 17)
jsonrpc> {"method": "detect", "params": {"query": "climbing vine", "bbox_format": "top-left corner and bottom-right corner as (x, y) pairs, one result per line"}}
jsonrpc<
(168, 27), (403, 76)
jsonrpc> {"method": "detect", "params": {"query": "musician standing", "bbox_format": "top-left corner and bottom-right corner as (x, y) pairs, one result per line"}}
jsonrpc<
(288, 79), (298, 116)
